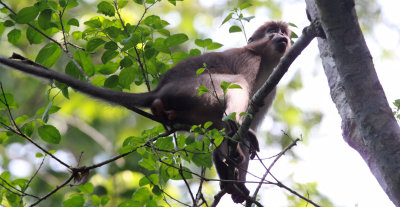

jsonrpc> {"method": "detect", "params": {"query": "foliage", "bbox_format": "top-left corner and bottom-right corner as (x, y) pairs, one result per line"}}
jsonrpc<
(0, 0), (329, 206)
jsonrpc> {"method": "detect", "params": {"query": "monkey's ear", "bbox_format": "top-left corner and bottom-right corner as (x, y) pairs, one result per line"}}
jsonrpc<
(247, 37), (254, 44)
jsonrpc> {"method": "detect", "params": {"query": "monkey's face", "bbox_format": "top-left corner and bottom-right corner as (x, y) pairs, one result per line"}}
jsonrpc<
(247, 21), (291, 58)
(271, 33), (290, 54)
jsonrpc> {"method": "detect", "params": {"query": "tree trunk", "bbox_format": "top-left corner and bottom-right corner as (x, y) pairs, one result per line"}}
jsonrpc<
(305, 0), (400, 206)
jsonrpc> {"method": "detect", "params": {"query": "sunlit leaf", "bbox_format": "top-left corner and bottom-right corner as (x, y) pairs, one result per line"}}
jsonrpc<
(35, 43), (62, 67)
(38, 9), (52, 29)
(118, 67), (135, 89)
(67, 18), (79, 27)
(97, 1), (115, 17)
(87, 38), (106, 52)
(101, 50), (119, 63)
(16, 6), (39, 24)
(73, 50), (95, 77)
(7, 29), (21, 45)
(165, 33), (188, 47)
(221, 12), (233, 26)
(229, 25), (242, 33)
(239, 2), (252, 10)
(38, 125), (61, 144)
(195, 38), (212, 48)
(63, 194), (84, 207)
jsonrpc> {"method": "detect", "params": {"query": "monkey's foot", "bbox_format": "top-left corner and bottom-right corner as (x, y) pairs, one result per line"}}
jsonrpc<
(150, 98), (177, 121)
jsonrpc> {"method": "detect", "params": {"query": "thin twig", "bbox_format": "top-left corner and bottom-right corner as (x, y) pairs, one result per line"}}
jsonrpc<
(0, 84), (72, 169)
(248, 137), (301, 207)
(18, 156), (47, 206)
(29, 174), (75, 207)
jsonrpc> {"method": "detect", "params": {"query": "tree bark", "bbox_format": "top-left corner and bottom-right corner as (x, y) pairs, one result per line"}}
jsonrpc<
(305, 0), (400, 206)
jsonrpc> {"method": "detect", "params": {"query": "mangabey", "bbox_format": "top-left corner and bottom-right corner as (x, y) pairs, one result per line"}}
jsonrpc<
(0, 21), (290, 203)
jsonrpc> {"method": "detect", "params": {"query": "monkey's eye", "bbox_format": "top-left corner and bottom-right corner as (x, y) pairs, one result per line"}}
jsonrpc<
(266, 27), (279, 33)
(248, 37), (254, 43)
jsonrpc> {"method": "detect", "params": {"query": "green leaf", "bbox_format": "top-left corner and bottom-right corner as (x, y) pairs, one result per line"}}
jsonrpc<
(122, 136), (145, 148)
(84, 18), (102, 28)
(77, 182), (94, 194)
(242, 16), (255, 22)
(196, 67), (205, 75)
(132, 187), (151, 203)
(27, 25), (46, 44)
(143, 15), (169, 29)
(0, 93), (18, 109)
(72, 31), (82, 40)
(16, 6), (39, 24)
(38, 125), (61, 144)
(63, 194), (84, 207)
(38, 9), (52, 30)
(15, 115), (29, 125)
(197, 85), (209, 96)
(91, 76), (106, 86)
(118, 0), (129, 8)
(229, 25), (242, 33)
(35, 43), (62, 67)
(229, 83), (242, 89)
(97, 1), (115, 17)
(87, 38), (106, 52)
(165, 33), (188, 47)
(117, 200), (141, 207)
(239, 2), (252, 10)
(67, 18), (79, 27)
(101, 50), (119, 64)
(133, 0), (144, 4)
(153, 38), (169, 53)
(4, 20), (15, 27)
(41, 99), (53, 123)
(222, 112), (236, 122)
(207, 42), (223, 50)
(171, 51), (189, 63)
(139, 174), (159, 186)
(91, 195), (100, 206)
(73, 50), (95, 77)
(35, 152), (44, 158)
(97, 62), (119, 75)
(120, 56), (133, 68)
(195, 38), (212, 48)
(155, 137), (174, 151)
(139, 158), (156, 171)
(118, 67), (135, 89)
(0, 22), (5, 38)
(36, 105), (61, 116)
(190, 48), (201, 56)
(104, 75), (119, 88)
(104, 41), (118, 50)
(220, 81), (230, 95)
(8, 29), (21, 45)
(221, 12), (233, 26)
(289, 22), (297, 28)
(0, 117), (11, 127)
(65, 61), (83, 79)
(204, 121), (213, 129)
(192, 153), (212, 168)
(21, 121), (36, 137)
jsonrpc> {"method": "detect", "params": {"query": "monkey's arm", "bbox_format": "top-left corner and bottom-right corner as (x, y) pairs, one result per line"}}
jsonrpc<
(0, 56), (158, 121)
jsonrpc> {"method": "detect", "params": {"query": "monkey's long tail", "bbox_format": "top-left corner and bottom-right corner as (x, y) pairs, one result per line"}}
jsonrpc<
(0, 56), (154, 110)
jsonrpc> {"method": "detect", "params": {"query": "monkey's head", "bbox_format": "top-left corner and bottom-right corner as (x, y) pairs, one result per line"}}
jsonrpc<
(246, 21), (291, 58)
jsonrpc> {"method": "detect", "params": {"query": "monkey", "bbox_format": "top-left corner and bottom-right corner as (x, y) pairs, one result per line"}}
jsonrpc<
(0, 21), (291, 203)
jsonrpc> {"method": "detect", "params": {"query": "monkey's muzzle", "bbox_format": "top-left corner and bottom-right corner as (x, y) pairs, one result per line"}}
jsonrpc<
(274, 36), (289, 54)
